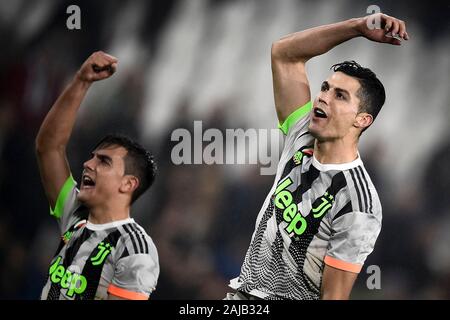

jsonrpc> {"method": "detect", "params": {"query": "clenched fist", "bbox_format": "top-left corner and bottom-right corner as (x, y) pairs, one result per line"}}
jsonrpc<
(76, 51), (118, 83)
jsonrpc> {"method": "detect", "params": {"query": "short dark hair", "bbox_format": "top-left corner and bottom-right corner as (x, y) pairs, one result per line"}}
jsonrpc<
(93, 134), (157, 203)
(331, 61), (385, 129)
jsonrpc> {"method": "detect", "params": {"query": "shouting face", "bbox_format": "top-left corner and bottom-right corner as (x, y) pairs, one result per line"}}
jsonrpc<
(309, 71), (371, 142)
(78, 144), (133, 208)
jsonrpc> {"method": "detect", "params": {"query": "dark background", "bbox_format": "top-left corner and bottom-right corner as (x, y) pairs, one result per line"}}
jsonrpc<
(0, 0), (449, 299)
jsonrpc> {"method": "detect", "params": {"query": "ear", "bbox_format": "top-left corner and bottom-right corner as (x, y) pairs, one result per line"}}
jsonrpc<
(354, 113), (373, 131)
(119, 175), (140, 195)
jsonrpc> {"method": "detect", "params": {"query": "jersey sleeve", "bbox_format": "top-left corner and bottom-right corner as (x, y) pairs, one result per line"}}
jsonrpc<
(49, 175), (82, 235)
(108, 253), (159, 300)
(324, 212), (381, 273)
(278, 101), (313, 158)
(278, 101), (312, 137)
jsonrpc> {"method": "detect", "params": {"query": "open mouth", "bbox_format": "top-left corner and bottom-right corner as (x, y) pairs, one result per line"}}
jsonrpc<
(81, 174), (96, 188)
(313, 107), (328, 119)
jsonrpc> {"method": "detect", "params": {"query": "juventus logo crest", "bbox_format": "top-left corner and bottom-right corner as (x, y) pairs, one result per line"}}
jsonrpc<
(91, 242), (113, 266)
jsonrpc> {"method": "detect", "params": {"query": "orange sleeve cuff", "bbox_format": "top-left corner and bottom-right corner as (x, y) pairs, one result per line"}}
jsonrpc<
(108, 284), (149, 300)
(324, 255), (362, 274)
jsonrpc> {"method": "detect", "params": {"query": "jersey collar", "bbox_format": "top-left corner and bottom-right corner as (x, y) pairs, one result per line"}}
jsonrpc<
(86, 218), (135, 231)
(312, 153), (363, 172)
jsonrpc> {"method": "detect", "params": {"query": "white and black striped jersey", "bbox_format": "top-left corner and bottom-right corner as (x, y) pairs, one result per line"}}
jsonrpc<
(40, 176), (159, 300)
(230, 102), (382, 300)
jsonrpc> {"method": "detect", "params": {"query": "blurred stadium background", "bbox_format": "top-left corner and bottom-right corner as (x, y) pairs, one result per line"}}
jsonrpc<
(0, 0), (449, 299)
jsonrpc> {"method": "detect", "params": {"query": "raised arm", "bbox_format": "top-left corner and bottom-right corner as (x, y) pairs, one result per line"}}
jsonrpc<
(35, 51), (118, 208)
(271, 13), (408, 123)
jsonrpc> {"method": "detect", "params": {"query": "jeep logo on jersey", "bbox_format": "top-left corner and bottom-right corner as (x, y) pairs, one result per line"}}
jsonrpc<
(274, 177), (307, 236)
(91, 242), (113, 265)
(48, 256), (87, 297)
(274, 178), (334, 238)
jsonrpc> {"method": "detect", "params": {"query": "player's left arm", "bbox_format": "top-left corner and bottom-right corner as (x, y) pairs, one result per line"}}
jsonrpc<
(321, 265), (358, 300)
(322, 211), (381, 300)
(107, 240), (159, 300)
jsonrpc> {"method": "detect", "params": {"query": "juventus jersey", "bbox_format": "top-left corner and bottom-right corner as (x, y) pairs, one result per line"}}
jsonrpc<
(230, 102), (382, 300)
(40, 176), (159, 300)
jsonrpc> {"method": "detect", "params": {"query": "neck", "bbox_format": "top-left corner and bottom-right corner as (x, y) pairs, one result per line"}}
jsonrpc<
(88, 203), (130, 225)
(313, 137), (358, 164)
